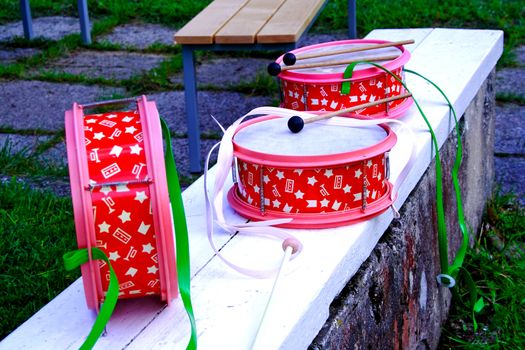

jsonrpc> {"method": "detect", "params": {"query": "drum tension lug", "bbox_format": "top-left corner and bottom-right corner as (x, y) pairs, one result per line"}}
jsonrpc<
(232, 159), (238, 184)
(361, 161), (368, 212)
(259, 166), (266, 216)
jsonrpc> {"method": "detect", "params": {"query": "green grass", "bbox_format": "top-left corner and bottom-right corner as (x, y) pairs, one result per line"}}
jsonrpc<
(0, 138), (68, 177)
(317, 0), (524, 65)
(0, 178), (79, 341)
(440, 192), (525, 349)
(496, 92), (525, 106)
(123, 54), (183, 94)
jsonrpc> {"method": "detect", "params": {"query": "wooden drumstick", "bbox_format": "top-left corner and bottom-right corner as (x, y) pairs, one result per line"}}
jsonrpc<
(268, 54), (399, 76)
(251, 238), (301, 350)
(287, 92), (413, 133)
(282, 39), (415, 66)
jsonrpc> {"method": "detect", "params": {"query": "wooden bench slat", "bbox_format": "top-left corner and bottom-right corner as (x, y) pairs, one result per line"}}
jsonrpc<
(257, 0), (326, 43)
(214, 0), (288, 44)
(173, 0), (250, 45)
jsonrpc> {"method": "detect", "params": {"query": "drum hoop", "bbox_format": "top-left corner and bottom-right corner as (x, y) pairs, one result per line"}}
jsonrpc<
(66, 104), (103, 309)
(277, 39), (410, 83)
(232, 115), (397, 168)
(227, 181), (396, 229)
(137, 96), (178, 303)
(279, 97), (413, 120)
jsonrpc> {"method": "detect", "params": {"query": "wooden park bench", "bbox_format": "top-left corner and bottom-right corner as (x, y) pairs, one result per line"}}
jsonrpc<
(174, 0), (357, 172)
(0, 28), (502, 349)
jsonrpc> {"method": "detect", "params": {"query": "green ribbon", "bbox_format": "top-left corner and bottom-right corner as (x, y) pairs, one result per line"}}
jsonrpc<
(63, 248), (119, 350)
(341, 62), (360, 95)
(339, 61), (466, 283)
(160, 118), (198, 350)
(403, 69), (470, 280)
(339, 60), (484, 322)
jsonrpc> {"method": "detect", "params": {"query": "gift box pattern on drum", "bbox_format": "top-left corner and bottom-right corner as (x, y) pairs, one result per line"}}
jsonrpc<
(83, 110), (161, 298)
(235, 154), (388, 214)
(281, 68), (406, 116)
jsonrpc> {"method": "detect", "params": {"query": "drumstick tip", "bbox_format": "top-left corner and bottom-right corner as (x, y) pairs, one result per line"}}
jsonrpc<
(282, 237), (302, 255)
(267, 62), (281, 76)
(283, 52), (296, 66)
(287, 116), (304, 133)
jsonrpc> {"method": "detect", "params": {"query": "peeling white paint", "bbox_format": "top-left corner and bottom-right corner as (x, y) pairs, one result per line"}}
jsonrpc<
(420, 271), (428, 311)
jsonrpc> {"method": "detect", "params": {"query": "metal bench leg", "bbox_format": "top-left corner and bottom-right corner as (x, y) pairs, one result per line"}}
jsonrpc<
(182, 45), (202, 173)
(78, 0), (92, 45)
(348, 0), (357, 38)
(20, 0), (34, 40)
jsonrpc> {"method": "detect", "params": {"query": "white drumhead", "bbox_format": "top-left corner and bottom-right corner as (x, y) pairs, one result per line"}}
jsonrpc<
(234, 117), (387, 156)
(290, 44), (401, 74)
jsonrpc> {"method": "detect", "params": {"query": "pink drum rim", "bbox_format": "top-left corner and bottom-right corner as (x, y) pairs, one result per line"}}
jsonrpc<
(280, 96), (413, 120)
(232, 115), (397, 168)
(65, 96), (178, 309)
(137, 96), (178, 304)
(65, 104), (101, 310)
(277, 39), (410, 84)
(227, 181), (396, 228)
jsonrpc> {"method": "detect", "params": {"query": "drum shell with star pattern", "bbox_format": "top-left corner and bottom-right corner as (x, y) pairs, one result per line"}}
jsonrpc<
(227, 115), (397, 228)
(65, 97), (177, 309)
(277, 39), (412, 118)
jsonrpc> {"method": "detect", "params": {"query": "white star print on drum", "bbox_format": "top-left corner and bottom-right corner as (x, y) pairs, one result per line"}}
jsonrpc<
(125, 126), (138, 134)
(142, 243), (154, 254)
(98, 221), (110, 233)
(118, 210), (131, 223)
(129, 144), (143, 155)
(134, 191), (148, 203)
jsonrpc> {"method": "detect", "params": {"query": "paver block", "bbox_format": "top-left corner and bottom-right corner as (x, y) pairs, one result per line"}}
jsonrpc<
(148, 90), (273, 134)
(0, 133), (49, 154)
(496, 68), (525, 96)
(495, 157), (525, 206)
(98, 23), (176, 49)
(0, 16), (87, 42)
(0, 80), (125, 131)
(0, 46), (41, 64)
(170, 57), (269, 87)
(37, 50), (168, 80)
(495, 104), (525, 154)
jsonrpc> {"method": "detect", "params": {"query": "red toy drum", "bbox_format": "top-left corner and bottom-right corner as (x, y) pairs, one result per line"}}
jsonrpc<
(227, 115), (398, 228)
(65, 96), (177, 309)
(275, 39), (412, 118)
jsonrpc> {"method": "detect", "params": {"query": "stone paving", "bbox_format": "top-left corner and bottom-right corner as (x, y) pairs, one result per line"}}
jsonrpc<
(0, 18), (523, 203)
(98, 23), (177, 49)
(38, 50), (170, 80)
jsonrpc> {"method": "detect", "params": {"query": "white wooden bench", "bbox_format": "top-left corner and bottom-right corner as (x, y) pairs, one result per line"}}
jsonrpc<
(0, 28), (503, 350)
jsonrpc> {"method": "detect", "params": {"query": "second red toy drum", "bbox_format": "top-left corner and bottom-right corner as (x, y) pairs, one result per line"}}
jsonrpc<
(275, 39), (412, 118)
(65, 96), (178, 309)
(227, 115), (398, 228)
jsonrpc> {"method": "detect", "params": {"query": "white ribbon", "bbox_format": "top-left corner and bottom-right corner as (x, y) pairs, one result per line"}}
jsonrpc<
(205, 107), (416, 277)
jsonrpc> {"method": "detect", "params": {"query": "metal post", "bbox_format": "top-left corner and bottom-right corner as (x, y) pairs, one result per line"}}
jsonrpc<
(20, 0), (34, 40)
(348, 0), (357, 38)
(78, 0), (91, 44)
(182, 45), (202, 173)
